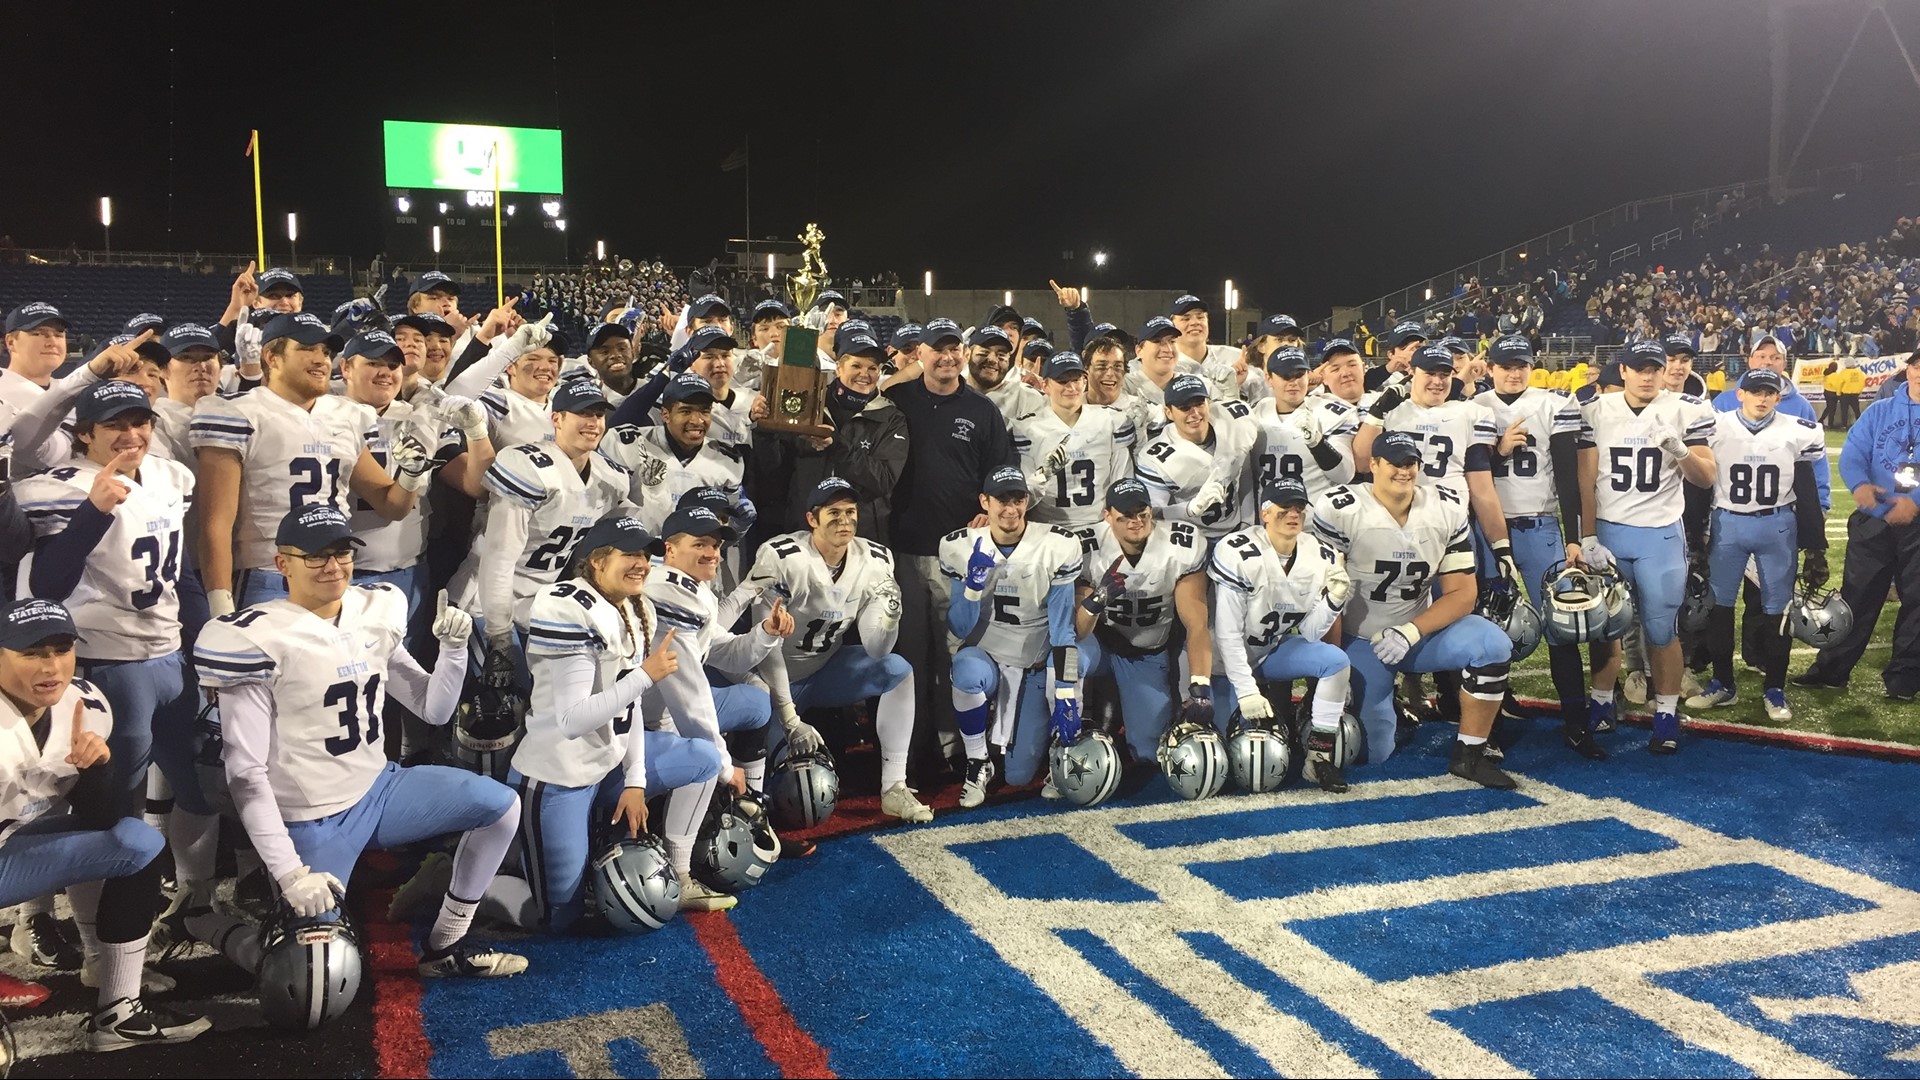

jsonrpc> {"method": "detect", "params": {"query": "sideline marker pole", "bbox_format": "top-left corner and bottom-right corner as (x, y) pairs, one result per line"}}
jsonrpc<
(493, 141), (504, 309)
(248, 130), (265, 269)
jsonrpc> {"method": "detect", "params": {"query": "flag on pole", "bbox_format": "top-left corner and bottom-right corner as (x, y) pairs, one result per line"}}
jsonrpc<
(720, 145), (749, 173)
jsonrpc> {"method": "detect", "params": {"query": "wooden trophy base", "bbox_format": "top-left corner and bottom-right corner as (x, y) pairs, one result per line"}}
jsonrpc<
(756, 364), (836, 439)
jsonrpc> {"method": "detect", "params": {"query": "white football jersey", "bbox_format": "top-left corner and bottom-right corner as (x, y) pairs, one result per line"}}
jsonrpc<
(1708, 413), (1825, 511)
(648, 386), (760, 447)
(1360, 396), (1498, 501)
(151, 397), (193, 461)
(349, 398), (447, 573)
(0, 678), (112, 844)
(193, 584), (409, 820)
(1310, 483), (1474, 638)
(643, 566), (727, 664)
(1081, 519), (1206, 651)
(1209, 524), (1342, 667)
(189, 387), (375, 572)
(16, 456), (194, 661)
(1473, 387), (1583, 518)
(1251, 398), (1359, 504)
(1135, 401), (1260, 539)
(1097, 391), (1158, 444)
(1012, 404), (1137, 530)
(938, 523), (1083, 668)
(1173, 343), (1245, 402)
(980, 377), (1045, 424)
(742, 531), (897, 680)
(1578, 391), (1717, 527)
(598, 424), (749, 536)
(516, 578), (654, 789)
(478, 386), (555, 451)
(483, 441), (635, 628)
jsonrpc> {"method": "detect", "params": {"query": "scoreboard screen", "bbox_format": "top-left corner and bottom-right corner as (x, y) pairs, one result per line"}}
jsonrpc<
(382, 121), (564, 194)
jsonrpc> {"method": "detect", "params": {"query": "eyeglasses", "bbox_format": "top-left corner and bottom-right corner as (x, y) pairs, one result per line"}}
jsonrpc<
(282, 549), (355, 569)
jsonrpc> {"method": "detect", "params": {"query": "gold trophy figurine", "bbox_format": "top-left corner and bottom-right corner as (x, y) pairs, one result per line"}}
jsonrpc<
(759, 223), (836, 439)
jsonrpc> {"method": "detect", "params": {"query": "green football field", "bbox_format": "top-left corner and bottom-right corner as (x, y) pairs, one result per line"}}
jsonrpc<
(1505, 427), (1920, 744)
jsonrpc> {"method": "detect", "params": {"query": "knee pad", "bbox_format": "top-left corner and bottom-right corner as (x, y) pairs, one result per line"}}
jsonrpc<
(1463, 660), (1511, 702)
(725, 723), (769, 764)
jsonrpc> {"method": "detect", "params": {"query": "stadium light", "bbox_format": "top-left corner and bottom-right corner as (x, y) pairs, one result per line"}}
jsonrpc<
(287, 212), (298, 267)
(431, 224), (441, 253)
(1082, 286), (1091, 305)
(505, 203), (516, 216)
(596, 239), (606, 261)
(542, 200), (562, 218)
(924, 270), (933, 296)
(766, 253), (775, 280)
(99, 196), (111, 254)
(1518, 251), (1528, 260)
(1424, 287), (1433, 301)
(396, 196), (410, 214)
(438, 201), (449, 214)
(1092, 251), (1108, 268)
(1004, 290), (1012, 306)
(556, 219), (566, 232)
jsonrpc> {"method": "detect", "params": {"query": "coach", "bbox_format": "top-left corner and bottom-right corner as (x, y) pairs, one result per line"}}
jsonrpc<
(884, 318), (1017, 778)
(1795, 350), (1920, 701)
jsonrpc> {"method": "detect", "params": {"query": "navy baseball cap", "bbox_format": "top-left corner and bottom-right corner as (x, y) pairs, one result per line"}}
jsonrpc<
(1106, 477), (1152, 513)
(686, 294), (731, 320)
(572, 516), (655, 557)
(1042, 351), (1086, 380)
(1662, 334), (1697, 356)
(834, 322), (878, 355)
(982, 466), (1030, 498)
(1320, 337), (1360, 360)
(806, 476), (859, 512)
(687, 325), (738, 353)
(0, 598), (79, 651)
(812, 290), (847, 312)
(1622, 341), (1668, 370)
(5, 302), (67, 333)
(123, 312), (166, 336)
(1170, 294), (1208, 315)
(969, 326), (1013, 350)
(1088, 322), (1133, 349)
(1266, 346), (1311, 378)
(750, 299), (791, 323)
(551, 379), (612, 414)
(662, 372), (716, 407)
(275, 504), (362, 551)
(1436, 336), (1471, 356)
(660, 504), (737, 543)
(1257, 314), (1302, 339)
(1020, 317), (1047, 338)
(1410, 344), (1456, 372)
(342, 330), (402, 363)
(408, 271), (459, 297)
(257, 268), (303, 295)
(1596, 360), (1625, 388)
(920, 318), (963, 347)
(890, 323), (923, 351)
(1488, 335), (1535, 367)
(261, 312), (343, 352)
(587, 322), (633, 350)
(1165, 373), (1211, 407)
(391, 312), (454, 338)
(676, 486), (734, 516)
(1739, 368), (1787, 393)
(1139, 316), (1181, 342)
(1022, 339), (1053, 361)
(1385, 321), (1428, 349)
(983, 304), (1020, 328)
(75, 379), (153, 425)
(1374, 431), (1425, 466)
(88, 333), (168, 367)
(160, 322), (220, 357)
(1261, 476), (1311, 508)
(837, 332), (885, 359)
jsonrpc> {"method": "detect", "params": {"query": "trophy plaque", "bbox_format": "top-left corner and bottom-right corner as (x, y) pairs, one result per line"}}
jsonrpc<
(756, 222), (836, 440)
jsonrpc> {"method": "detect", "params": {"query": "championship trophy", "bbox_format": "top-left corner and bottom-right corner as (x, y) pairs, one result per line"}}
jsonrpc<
(757, 223), (836, 439)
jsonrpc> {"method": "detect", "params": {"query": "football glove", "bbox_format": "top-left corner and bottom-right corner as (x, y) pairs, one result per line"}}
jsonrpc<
(1371, 623), (1420, 666)
(1080, 559), (1127, 617)
(963, 539), (999, 599)
(1238, 692), (1274, 722)
(1182, 679), (1214, 727)
(1801, 549), (1829, 588)
(1050, 689), (1082, 744)
(430, 590), (473, 649)
(1368, 384), (1408, 420)
(1580, 534), (1616, 572)
(391, 434), (440, 494)
(277, 867), (343, 919)
(779, 703), (825, 756)
(1188, 479), (1228, 516)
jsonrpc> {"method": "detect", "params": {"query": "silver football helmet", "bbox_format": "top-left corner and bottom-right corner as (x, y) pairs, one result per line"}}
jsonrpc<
(1678, 569), (1715, 640)
(256, 899), (362, 1031)
(1156, 720), (1227, 801)
(1541, 563), (1611, 645)
(1599, 566), (1637, 641)
(1300, 712), (1366, 782)
(1476, 576), (1542, 662)
(766, 749), (840, 830)
(591, 835), (681, 934)
(694, 792), (782, 894)
(1786, 586), (1853, 647)
(1226, 714), (1292, 793)
(1049, 729), (1123, 807)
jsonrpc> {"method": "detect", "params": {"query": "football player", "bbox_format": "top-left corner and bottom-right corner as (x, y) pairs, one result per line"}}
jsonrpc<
(1310, 432), (1516, 787)
(192, 313), (435, 612)
(1313, 337), (1370, 413)
(602, 372), (753, 541)
(575, 322), (638, 405)
(1211, 477), (1355, 790)
(1363, 321), (1428, 395)
(1082, 334), (1154, 441)
(477, 381), (635, 685)
(1474, 335), (1602, 757)
(743, 478), (930, 823)
(1166, 295), (1245, 402)
(478, 517), (716, 930)
(191, 506), (526, 980)
(1136, 374), (1260, 541)
(1685, 368), (1827, 722)
(940, 468), (1085, 807)
(1251, 346), (1357, 505)
(1576, 340), (1718, 754)
(612, 325), (765, 447)
(966, 326), (1045, 423)
(1122, 317), (1188, 417)
(0, 598), (211, 1050)
(479, 336), (569, 451)
(1014, 351), (1137, 546)
(152, 323), (225, 462)
(1072, 479), (1211, 765)
(643, 505), (783, 910)
(337, 330), (454, 612)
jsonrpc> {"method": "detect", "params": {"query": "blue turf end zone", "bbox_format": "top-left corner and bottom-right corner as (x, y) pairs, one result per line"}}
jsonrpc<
(1439, 988), (1756, 1078)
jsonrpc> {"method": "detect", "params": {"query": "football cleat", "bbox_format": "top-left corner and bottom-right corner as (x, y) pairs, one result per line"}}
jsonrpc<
(879, 783), (933, 824)
(1649, 711), (1681, 755)
(1680, 669), (1706, 699)
(418, 935), (528, 979)
(959, 758), (995, 809)
(1589, 697), (1616, 734)
(84, 997), (211, 1052)
(1563, 718), (1608, 761)
(676, 874), (737, 913)
(10, 912), (81, 970)
(1448, 740), (1517, 790)
(1685, 680), (1738, 710)
(1039, 776), (1063, 799)
(1763, 689), (1792, 722)
(1305, 730), (1348, 793)
(1480, 736), (1505, 763)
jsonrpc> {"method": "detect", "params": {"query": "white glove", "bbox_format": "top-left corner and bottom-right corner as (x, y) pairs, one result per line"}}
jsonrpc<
(1239, 693), (1274, 722)
(1189, 479), (1228, 516)
(391, 433), (439, 494)
(512, 313), (554, 350)
(1324, 559), (1352, 609)
(1581, 534), (1616, 572)
(638, 455), (669, 488)
(1036, 440), (1072, 481)
(234, 319), (263, 374)
(1653, 424), (1690, 464)
(1291, 407), (1325, 448)
(431, 589), (473, 649)
(442, 395), (489, 444)
(208, 589), (235, 619)
(867, 576), (903, 633)
(277, 866), (343, 918)
(779, 703), (825, 755)
(1371, 623), (1421, 666)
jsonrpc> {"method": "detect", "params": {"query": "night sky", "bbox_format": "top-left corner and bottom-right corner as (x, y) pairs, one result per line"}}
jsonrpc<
(9, 0), (1920, 317)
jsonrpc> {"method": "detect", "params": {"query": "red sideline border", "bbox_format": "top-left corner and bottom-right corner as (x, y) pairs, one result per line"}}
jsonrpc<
(689, 912), (837, 1078)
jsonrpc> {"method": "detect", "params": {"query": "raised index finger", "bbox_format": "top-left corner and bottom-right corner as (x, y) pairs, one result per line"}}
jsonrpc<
(659, 627), (677, 649)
